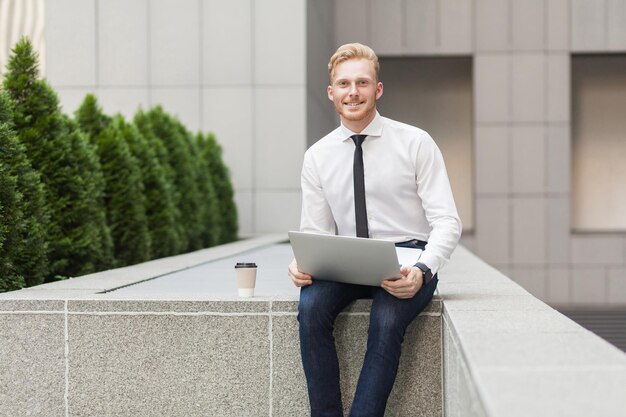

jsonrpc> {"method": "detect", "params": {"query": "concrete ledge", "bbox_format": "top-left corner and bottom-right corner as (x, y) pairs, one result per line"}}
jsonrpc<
(0, 234), (288, 297)
(0, 236), (442, 417)
(7, 236), (625, 416)
(441, 246), (626, 417)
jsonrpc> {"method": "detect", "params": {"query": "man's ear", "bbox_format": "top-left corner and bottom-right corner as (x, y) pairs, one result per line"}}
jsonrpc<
(327, 85), (333, 101)
(375, 82), (383, 100)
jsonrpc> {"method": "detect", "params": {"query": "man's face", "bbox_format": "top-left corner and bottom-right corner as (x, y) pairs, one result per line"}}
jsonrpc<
(328, 58), (383, 128)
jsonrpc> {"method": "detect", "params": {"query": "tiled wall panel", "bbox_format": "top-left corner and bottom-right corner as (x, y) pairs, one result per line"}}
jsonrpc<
(547, 0), (569, 50)
(547, 197), (571, 266)
(608, 0), (626, 50)
(202, 87), (254, 190)
(571, 0), (606, 51)
(474, 55), (510, 123)
(475, 126), (509, 194)
(369, 0), (404, 54)
(203, 0), (252, 86)
(512, 198), (547, 266)
(149, 0), (200, 86)
(255, 0), (305, 85)
(476, 198), (510, 265)
(440, 0), (472, 53)
(475, 0), (510, 51)
(254, 88), (306, 190)
(334, 0), (368, 47)
(511, 54), (545, 122)
(405, 0), (438, 54)
(511, 0), (545, 51)
(511, 126), (545, 194)
(546, 124), (570, 194)
(546, 54), (570, 123)
(98, 0), (148, 86)
(255, 191), (301, 233)
(45, 0), (96, 86)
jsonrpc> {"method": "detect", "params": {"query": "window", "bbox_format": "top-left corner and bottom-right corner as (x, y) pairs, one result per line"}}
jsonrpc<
(377, 57), (473, 231)
(572, 55), (626, 231)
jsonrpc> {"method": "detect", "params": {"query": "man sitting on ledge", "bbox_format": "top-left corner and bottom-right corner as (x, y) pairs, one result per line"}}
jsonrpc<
(287, 43), (462, 417)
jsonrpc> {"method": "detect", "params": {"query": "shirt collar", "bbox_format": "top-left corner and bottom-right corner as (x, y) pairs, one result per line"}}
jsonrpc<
(340, 111), (383, 142)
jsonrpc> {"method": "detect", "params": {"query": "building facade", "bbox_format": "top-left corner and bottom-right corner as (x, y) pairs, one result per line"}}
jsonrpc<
(1, 0), (625, 309)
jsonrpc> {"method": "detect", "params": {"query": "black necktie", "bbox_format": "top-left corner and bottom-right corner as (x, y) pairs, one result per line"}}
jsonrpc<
(351, 134), (369, 238)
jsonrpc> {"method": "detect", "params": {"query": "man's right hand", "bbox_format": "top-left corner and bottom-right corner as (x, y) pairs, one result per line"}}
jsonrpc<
(288, 258), (313, 287)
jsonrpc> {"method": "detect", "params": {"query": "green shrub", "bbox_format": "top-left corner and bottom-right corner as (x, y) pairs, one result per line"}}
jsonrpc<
(184, 128), (220, 248)
(124, 115), (182, 258)
(74, 93), (111, 137)
(2, 38), (239, 284)
(0, 92), (48, 291)
(76, 95), (151, 266)
(134, 109), (186, 254)
(0, 104), (27, 291)
(139, 106), (205, 252)
(97, 116), (152, 265)
(2, 38), (114, 279)
(196, 132), (238, 243)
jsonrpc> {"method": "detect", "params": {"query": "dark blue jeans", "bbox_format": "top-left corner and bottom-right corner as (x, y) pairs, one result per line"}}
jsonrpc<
(298, 244), (438, 417)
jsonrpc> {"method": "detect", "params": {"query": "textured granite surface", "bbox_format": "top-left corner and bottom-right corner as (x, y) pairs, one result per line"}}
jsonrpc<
(0, 298), (65, 311)
(0, 314), (65, 417)
(68, 298), (271, 313)
(10, 240), (623, 416)
(272, 311), (442, 417)
(271, 314), (310, 417)
(441, 246), (626, 417)
(2, 236), (443, 417)
(68, 314), (271, 417)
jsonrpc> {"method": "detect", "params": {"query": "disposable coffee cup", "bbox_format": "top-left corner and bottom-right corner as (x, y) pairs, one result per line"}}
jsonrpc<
(234, 262), (258, 297)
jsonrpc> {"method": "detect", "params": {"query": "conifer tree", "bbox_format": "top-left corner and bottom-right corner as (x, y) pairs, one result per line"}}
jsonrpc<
(2, 38), (114, 279)
(0, 166), (24, 292)
(97, 116), (151, 265)
(197, 132), (238, 243)
(57, 116), (115, 275)
(123, 116), (182, 258)
(134, 109), (185, 254)
(0, 92), (48, 290)
(184, 128), (221, 248)
(75, 96), (151, 265)
(141, 106), (205, 252)
(74, 93), (111, 138)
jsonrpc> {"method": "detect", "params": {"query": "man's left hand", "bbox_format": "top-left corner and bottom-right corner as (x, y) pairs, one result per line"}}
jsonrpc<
(381, 266), (423, 299)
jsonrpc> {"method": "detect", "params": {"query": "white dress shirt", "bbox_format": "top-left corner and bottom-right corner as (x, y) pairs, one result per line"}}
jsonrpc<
(300, 112), (461, 275)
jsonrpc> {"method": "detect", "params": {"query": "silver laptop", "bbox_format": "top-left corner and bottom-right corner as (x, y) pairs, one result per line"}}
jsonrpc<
(288, 231), (404, 286)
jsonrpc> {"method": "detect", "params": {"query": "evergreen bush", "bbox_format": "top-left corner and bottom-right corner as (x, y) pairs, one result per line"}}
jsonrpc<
(196, 132), (238, 243)
(0, 167), (24, 291)
(134, 109), (186, 254)
(182, 127), (221, 248)
(2, 38), (114, 279)
(140, 106), (205, 252)
(124, 115), (182, 258)
(76, 95), (151, 266)
(1, 38), (239, 286)
(0, 92), (48, 291)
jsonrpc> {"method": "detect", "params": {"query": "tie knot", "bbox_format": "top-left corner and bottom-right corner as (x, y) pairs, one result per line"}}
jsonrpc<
(351, 134), (367, 147)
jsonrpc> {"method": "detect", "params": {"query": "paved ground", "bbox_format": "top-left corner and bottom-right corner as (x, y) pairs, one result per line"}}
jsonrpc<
(113, 243), (299, 298)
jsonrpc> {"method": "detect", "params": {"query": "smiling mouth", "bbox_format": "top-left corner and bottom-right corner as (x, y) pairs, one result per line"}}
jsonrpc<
(345, 102), (363, 107)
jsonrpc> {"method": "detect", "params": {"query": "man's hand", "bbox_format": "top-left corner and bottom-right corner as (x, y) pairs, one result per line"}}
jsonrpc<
(381, 266), (423, 299)
(288, 258), (313, 287)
